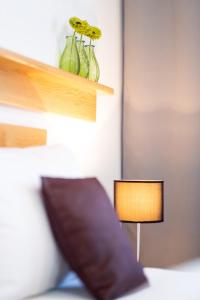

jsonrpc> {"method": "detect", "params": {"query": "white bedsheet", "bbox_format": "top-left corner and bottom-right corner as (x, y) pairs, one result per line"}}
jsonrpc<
(30, 267), (200, 300)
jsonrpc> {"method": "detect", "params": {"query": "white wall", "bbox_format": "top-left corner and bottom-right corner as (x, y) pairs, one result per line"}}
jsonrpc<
(0, 0), (122, 198)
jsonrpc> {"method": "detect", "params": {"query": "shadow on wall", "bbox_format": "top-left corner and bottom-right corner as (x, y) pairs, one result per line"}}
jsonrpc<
(123, 107), (200, 267)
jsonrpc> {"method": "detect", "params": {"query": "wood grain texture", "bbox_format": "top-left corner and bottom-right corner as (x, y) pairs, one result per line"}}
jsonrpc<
(0, 48), (114, 121)
(0, 123), (47, 147)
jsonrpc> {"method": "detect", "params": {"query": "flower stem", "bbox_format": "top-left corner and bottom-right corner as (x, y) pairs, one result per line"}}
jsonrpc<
(88, 38), (92, 78)
(77, 34), (83, 52)
(70, 31), (76, 70)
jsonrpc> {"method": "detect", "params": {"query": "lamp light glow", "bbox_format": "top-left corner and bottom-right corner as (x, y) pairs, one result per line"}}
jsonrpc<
(114, 180), (164, 261)
(114, 180), (164, 223)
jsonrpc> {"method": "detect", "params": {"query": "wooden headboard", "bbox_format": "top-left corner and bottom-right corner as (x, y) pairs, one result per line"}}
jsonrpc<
(0, 123), (47, 147)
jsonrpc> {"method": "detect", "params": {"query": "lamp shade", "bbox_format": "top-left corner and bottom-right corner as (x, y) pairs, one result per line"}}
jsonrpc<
(114, 180), (164, 223)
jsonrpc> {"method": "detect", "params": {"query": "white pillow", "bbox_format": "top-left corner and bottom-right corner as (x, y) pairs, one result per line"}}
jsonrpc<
(0, 145), (82, 300)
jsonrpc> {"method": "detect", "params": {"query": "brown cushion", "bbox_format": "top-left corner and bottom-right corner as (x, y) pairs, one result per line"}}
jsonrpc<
(41, 177), (147, 300)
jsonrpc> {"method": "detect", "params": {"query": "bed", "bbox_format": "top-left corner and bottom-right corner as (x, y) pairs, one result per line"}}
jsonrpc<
(0, 124), (200, 300)
(31, 268), (200, 300)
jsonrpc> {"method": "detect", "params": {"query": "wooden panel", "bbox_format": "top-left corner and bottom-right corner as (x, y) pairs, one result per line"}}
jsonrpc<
(27, 72), (97, 120)
(0, 71), (44, 111)
(0, 48), (114, 121)
(0, 68), (96, 120)
(0, 123), (47, 147)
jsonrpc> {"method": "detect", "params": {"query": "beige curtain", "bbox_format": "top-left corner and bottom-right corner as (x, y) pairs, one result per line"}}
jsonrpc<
(123, 0), (200, 267)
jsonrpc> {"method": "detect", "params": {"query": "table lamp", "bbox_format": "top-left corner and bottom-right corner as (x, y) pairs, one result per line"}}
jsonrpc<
(114, 180), (164, 261)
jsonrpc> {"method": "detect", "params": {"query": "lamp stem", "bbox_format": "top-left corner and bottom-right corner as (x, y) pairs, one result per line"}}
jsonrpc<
(137, 223), (141, 262)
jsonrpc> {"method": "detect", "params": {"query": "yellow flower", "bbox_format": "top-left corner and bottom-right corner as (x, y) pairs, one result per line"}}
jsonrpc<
(69, 17), (81, 29)
(69, 17), (89, 35)
(85, 26), (102, 40)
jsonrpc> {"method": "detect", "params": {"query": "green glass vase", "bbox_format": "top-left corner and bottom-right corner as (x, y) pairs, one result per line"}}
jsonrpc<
(59, 36), (80, 74)
(76, 40), (89, 78)
(85, 45), (100, 82)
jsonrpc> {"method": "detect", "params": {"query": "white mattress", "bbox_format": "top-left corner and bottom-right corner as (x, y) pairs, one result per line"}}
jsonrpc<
(30, 267), (200, 300)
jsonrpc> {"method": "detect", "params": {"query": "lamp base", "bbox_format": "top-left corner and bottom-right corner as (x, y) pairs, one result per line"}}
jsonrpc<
(137, 223), (141, 262)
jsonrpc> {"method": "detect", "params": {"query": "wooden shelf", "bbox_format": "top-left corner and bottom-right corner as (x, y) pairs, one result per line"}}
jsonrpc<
(0, 123), (47, 147)
(0, 48), (114, 121)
